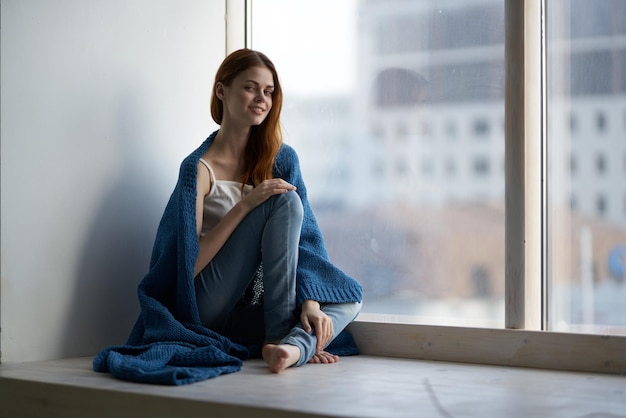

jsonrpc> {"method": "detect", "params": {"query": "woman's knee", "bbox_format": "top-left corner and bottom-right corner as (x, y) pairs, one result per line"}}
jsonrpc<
(348, 301), (363, 321)
(324, 301), (362, 324)
(273, 190), (304, 221)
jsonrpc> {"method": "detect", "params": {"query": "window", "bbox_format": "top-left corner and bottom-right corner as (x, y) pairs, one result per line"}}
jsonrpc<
(372, 160), (385, 177)
(471, 265), (493, 298)
(252, 0), (505, 327)
(596, 153), (607, 175)
(548, 0), (626, 335)
(473, 156), (490, 177)
(597, 194), (607, 217)
(420, 158), (434, 178)
(395, 158), (409, 176)
(445, 157), (457, 177)
(419, 121), (433, 137)
(445, 120), (458, 138)
(249, 0), (626, 338)
(473, 118), (490, 136)
(395, 122), (409, 140)
(569, 112), (578, 134)
(596, 111), (607, 132)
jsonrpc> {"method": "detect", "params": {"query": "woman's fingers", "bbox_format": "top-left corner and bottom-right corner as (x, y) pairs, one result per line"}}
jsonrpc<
(243, 179), (296, 209)
(314, 315), (333, 352)
(265, 179), (296, 193)
(307, 351), (339, 364)
(257, 179), (296, 198)
(300, 302), (334, 353)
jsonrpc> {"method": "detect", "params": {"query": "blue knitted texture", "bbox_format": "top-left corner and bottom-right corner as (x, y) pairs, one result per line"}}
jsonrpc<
(93, 131), (362, 385)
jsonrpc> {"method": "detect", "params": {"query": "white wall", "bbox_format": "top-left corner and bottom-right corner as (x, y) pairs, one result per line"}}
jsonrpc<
(1, 0), (225, 362)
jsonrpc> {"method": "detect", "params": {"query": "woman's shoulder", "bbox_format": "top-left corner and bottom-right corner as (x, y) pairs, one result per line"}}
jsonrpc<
(177, 132), (218, 188)
(275, 143), (300, 167)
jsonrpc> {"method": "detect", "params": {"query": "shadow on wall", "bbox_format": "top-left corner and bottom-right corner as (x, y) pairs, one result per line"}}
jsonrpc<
(61, 88), (169, 357)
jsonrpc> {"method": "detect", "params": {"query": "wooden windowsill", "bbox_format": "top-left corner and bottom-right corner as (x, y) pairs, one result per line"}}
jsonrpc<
(1, 354), (625, 418)
(350, 319), (626, 375)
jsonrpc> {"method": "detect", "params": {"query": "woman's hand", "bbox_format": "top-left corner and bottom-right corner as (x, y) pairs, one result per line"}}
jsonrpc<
(240, 178), (296, 212)
(301, 300), (333, 353)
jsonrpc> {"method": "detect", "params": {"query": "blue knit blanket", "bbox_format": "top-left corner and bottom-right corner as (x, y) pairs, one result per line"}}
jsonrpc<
(93, 131), (363, 385)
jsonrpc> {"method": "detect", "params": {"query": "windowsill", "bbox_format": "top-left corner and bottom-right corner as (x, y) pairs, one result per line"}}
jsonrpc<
(1, 320), (624, 417)
(349, 320), (626, 375)
(2, 353), (625, 418)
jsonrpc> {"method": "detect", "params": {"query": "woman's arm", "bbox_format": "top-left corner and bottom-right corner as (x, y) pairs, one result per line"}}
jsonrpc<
(193, 162), (297, 277)
(193, 161), (249, 277)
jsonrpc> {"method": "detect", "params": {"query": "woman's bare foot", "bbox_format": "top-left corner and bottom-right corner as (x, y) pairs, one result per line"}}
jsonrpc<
(262, 344), (300, 373)
(307, 351), (339, 364)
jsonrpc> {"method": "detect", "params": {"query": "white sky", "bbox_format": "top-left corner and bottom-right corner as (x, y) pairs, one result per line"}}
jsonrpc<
(251, 0), (358, 97)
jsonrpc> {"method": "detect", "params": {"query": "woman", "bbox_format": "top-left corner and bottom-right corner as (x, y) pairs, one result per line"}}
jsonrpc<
(193, 49), (362, 373)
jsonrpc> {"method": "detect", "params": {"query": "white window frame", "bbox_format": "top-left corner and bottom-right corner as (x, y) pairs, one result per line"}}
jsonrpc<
(225, 0), (251, 54)
(231, 0), (626, 374)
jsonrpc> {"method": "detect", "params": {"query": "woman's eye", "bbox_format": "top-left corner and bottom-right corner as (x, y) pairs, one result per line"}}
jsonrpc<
(264, 90), (273, 96)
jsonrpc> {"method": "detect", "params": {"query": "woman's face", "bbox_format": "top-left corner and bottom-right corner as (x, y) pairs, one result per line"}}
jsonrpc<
(218, 65), (275, 128)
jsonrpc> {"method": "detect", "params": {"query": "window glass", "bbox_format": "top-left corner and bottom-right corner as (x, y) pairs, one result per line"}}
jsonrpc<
(547, 0), (626, 335)
(252, 0), (505, 327)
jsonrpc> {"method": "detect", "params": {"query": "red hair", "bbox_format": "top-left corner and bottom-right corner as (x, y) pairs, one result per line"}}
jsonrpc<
(210, 49), (283, 186)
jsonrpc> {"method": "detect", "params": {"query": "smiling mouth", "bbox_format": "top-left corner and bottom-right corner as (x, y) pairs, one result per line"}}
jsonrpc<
(250, 106), (265, 115)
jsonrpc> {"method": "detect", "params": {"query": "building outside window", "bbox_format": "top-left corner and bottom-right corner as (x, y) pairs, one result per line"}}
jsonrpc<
(251, 0), (626, 333)
(548, 0), (626, 334)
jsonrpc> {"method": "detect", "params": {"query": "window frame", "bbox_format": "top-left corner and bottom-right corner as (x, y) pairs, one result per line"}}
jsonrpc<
(235, 0), (626, 374)
(504, 0), (544, 331)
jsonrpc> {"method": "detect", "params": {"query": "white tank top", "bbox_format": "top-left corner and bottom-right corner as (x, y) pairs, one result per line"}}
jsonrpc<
(199, 158), (253, 236)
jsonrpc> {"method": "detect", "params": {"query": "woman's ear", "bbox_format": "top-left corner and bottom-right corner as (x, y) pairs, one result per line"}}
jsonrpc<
(215, 82), (225, 100)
